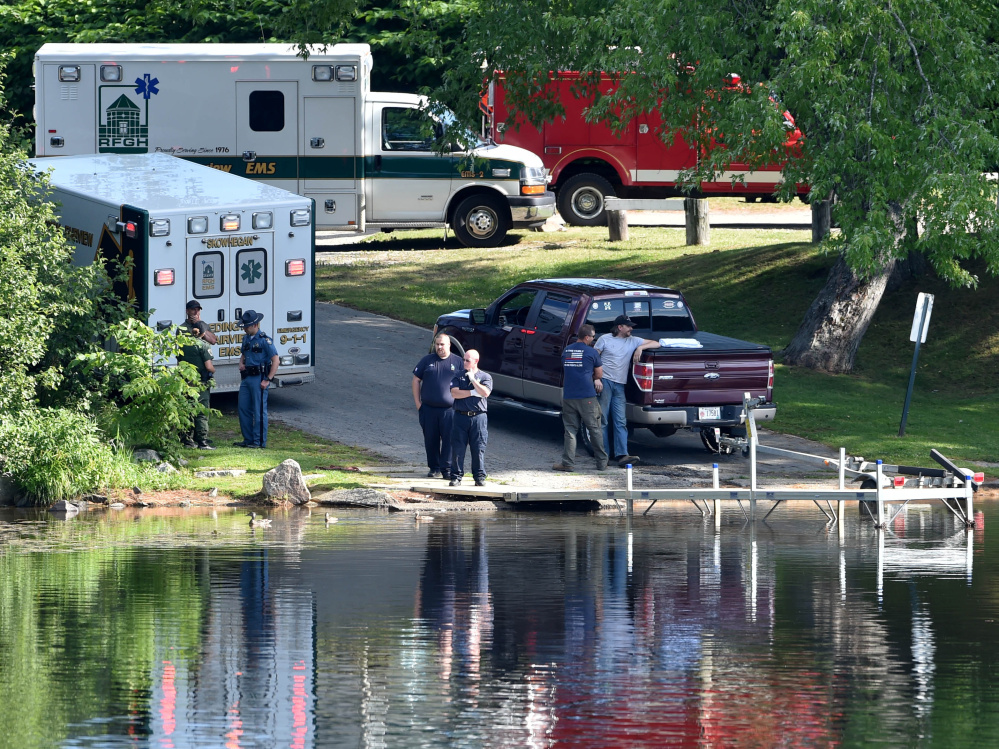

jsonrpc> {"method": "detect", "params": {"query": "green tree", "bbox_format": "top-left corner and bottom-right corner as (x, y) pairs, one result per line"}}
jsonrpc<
(433, 0), (999, 372)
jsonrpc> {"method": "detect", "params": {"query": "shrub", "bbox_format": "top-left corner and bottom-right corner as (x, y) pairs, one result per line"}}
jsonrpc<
(0, 408), (116, 503)
(76, 318), (206, 454)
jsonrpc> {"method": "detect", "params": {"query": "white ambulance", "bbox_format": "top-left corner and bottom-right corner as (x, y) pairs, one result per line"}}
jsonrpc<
(28, 152), (316, 392)
(33, 42), (555, 248)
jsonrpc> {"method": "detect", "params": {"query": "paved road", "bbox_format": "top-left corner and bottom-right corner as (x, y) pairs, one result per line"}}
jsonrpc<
(267, 304), (841, 491)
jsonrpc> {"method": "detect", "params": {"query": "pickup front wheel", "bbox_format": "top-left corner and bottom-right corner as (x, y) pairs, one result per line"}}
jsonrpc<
(453, 194), (511, 248)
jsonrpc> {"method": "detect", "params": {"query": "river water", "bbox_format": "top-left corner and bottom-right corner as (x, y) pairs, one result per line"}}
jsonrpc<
(0, 501), (995, 748)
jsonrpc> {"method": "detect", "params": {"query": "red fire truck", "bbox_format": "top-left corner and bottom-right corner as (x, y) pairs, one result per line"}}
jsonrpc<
(485, 72), (806, 225)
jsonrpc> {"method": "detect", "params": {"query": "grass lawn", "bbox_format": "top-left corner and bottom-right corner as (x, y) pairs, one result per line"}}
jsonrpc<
(171, 403), (371, 502)
(315, 224), (999, 468)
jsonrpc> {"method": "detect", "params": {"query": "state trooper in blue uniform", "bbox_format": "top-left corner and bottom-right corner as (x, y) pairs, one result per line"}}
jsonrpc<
(234, 309), (279, 448)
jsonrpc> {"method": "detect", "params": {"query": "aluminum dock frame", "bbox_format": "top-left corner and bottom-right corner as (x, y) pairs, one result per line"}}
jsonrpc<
(502, 394), (980, 529)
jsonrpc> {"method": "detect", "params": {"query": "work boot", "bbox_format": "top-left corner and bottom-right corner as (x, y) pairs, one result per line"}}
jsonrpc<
(617, 455), (639, 467)
(181, 437), (197, 448)
(596, 463), (609, 471)
(552, 463), (573, 472)
(198, 441), (216, 450)
(449, 477), (462, 487)
(474, 477), (486, 487)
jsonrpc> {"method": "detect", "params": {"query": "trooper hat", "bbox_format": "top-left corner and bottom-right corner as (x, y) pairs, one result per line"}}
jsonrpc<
(613, 314), (637, 328)
(238, 309), (264, 327)
(186, 299), (202, 310)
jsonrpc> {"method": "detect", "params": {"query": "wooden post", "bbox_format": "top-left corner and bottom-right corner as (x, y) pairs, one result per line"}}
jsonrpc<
(811, 199), (831, 243)
(607, 209), (629, 241)
(684, 198), (709, 245)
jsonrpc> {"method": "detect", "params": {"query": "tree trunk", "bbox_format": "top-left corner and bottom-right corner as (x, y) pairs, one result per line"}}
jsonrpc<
(811, 200), (831, 243)
(684, 198), (709, 245)
(782, 252), (896, 373)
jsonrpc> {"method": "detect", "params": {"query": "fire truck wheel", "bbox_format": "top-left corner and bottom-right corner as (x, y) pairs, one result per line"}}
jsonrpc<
(558, 174), (616, 226)
(453, 194), (511, 247)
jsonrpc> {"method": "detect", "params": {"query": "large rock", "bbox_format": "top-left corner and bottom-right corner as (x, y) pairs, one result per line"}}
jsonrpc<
(49, 500), (80, 515)
(132, 449), (162, 463)
(262, 459), (311, 505)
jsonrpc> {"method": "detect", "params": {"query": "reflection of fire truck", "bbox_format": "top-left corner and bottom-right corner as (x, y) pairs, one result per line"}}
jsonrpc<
(485, 72), (806, 226)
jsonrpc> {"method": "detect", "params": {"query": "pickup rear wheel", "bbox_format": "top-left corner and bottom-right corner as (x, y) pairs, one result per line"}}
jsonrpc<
(453, 194), (511, 248)
(557, 174), (616, 226)
(577, 424), (595, 457)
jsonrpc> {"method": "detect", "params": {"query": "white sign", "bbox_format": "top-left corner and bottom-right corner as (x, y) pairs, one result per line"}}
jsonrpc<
(909, 292), (934, 343)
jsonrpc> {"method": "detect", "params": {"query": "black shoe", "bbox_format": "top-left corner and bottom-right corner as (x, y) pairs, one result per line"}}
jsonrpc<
(427, 469), (441, 478)
(198, 442), (216, 450)
(181, 439), (197, 448)
(474, 479), (486, 487)
(449, 477), (461, 486)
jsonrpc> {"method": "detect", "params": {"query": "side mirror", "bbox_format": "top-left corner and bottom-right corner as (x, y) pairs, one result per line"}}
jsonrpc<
(470, 309), (487, 325)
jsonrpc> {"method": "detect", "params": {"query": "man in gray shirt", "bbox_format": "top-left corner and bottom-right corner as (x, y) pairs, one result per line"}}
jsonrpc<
(594, 315), (659, 466)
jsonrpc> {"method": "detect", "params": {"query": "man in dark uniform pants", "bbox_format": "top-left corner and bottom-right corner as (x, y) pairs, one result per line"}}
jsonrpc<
(234, 309), (279, 449)
(178, 318), (216, 450)
(449, 349), (492, 487)
(412, 334), (463, 479)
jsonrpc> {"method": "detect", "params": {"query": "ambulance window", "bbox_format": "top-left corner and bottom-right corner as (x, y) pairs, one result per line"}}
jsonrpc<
(249, 91), (285, 132)
(192, 252), (224, 299)
(236, 248), (267, 296)
(382, 107), (440, 151)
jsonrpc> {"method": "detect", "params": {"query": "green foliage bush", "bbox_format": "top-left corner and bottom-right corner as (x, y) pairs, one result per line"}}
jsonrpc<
(76, 318), (207, 455)
(0, 408), (116, 502)
(0, 69), (204, 502)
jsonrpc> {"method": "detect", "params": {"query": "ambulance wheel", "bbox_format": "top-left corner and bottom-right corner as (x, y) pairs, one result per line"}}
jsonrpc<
(558, 174), (615, 226)
(453, 194), (510, 248)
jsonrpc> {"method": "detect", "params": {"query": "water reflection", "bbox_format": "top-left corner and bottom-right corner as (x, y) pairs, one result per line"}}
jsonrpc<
(0, 503), (996, 747)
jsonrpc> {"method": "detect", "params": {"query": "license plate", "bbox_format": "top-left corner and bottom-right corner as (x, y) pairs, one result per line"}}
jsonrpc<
(698, 407), (721, 420)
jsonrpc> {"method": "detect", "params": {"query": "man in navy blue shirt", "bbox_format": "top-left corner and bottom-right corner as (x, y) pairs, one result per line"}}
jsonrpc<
(554, 324), (609, 471)
(449, 349), (493, 487)
(412, 334), (463, 479)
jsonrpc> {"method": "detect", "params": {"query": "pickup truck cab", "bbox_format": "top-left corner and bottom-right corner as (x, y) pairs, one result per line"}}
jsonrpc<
(432, 278), (775, 451)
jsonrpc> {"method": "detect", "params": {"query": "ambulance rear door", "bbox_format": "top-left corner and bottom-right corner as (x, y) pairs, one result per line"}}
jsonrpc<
(38, 63), (97, 155)
(187, 228), (274, 387)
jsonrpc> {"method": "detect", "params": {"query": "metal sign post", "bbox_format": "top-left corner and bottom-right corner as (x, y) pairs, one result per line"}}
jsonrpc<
(899, 293), (934, 437)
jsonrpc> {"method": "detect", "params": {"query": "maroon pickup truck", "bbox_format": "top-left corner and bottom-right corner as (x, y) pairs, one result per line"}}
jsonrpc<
(432, 278), (775, 452)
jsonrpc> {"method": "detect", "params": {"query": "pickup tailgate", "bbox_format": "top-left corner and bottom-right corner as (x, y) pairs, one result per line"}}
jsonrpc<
(644, 332), (771, 405)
